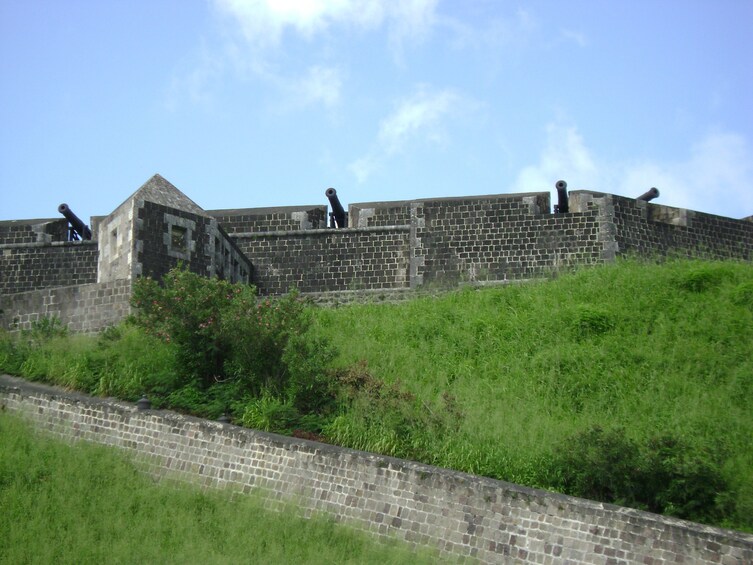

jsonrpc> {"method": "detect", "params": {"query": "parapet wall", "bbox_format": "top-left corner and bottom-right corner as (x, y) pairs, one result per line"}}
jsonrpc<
(606, 194), (753, 260)
(0, 240), (98, 295)
(0, 218), (70, 245)
(209, 204), (328, 233)
(1, 374), (751, 565)
(413, 193), (605, 286)
(233, 226), (411, 295)
(232, 191), (618, 295)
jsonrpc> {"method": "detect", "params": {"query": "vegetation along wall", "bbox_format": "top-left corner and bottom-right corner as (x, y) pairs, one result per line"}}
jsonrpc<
(2, 374), (751, 564)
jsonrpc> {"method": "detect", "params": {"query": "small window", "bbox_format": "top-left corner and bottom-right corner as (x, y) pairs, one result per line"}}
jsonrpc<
(171, 225), (187, 253)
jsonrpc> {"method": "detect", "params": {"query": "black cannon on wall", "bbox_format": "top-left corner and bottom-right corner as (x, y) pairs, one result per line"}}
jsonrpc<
(636, 187), (660, 202)
(554, 180), (569, 214)
(58, 203), (92, 241)
(326, 188), (348, 228)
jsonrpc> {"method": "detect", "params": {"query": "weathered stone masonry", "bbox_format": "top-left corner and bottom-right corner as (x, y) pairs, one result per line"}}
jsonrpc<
(1, 174), (752, 332)
(233, 227), (411, 295)
(0, 240), (98, 295)
(2, 374), (752, 565)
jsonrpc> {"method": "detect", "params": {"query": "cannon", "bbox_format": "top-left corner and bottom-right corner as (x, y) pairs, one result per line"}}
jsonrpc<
(58, 203), (92, 241)
(636, 187), (660, 202)
(325, 187), (348, 228)
(554, 180), (569, 213)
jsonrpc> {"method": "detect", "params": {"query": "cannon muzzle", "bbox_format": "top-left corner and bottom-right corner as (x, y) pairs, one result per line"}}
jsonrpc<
(58, 203), (92, 241)
(636, 187), (660, 202)
(554, 180), (569, 213)
(325, 188), (348, 228)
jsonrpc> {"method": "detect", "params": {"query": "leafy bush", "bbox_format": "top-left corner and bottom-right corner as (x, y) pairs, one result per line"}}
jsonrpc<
(551, 426), (730, 522)
(131, 267), (338, 421)
(131, 268), (257, 387)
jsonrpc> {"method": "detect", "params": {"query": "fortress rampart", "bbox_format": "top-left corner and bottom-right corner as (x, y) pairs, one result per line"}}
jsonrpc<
(1, 175), (752, 331)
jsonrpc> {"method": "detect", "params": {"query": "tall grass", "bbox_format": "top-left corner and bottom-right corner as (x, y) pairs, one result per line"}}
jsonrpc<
(2, 258), (751, 531)
(313, 259), (753, 529)
(0, 412), (438, 564)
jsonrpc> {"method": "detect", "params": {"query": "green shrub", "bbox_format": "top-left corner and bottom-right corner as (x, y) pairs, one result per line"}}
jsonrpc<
(552, 426), (730, 522)
(638, 435), (730, 522)
(241, 393), (301, 433)
(324, 361), (462, 460)
(675, 263), (732, 293)
(131, 268), (338, 421)
(131, 268), (257, 388)
(551, 426), (642, 505)
(282, 332), (338, 414)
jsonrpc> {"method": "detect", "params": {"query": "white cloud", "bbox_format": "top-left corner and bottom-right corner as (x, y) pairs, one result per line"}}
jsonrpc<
(378, 88), (458, 153)
(513, 123), (753, 218)
(289, 65), (343, 108)
(194, 0), (436, 111)
(665, 132), (753, 214)
(512, 123), (599, 192)
(442, 8), (538, 52)
(349, 86), (460, 182)
(213, 0), (437, 51)
(165, 42), (224, 112)
(560, 29), (587, 47)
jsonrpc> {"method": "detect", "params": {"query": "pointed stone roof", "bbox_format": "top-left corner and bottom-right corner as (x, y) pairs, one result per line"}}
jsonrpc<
(127, 174), (209, 217)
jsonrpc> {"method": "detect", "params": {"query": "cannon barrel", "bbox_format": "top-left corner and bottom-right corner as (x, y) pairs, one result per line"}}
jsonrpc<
(58, 203), (92, 240)
(325, 187), (348, 228)
(636, 187), (660, 202)
(554, 180), (569, 213)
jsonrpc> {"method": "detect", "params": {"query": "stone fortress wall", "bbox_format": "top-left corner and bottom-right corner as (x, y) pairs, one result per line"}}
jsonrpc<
(2, 374), (752, 564)
(1, 174), (752, 331)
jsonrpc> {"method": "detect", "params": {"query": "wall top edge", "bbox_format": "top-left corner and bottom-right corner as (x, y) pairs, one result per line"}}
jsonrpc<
(207, 205), (327, 216)
(350, 191), (552, 209)
(0, 277), (131, 299)
(0, 218), (62, 226)
(0, 240), (98, 250)
(232, 225), (412, 238)
(569, 191), (753, 223)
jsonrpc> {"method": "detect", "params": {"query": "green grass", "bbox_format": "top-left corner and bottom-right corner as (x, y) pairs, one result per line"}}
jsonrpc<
(312, 259), (753, 530)
(2, 258), (752, 531)
(0, 412), (439, 564)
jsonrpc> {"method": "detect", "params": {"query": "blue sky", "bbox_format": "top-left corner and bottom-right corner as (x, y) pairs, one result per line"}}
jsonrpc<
(1, 0), (751, 222)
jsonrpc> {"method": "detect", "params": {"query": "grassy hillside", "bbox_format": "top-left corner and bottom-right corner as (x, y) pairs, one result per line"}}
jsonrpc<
(312, 259), (753, 530)
(0, 412), (438, 564)
(2, 258), (751, 531)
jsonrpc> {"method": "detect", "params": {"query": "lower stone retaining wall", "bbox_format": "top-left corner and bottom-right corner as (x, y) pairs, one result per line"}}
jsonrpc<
(1, 374), (751, 564)
(0, 278), (131, 333)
